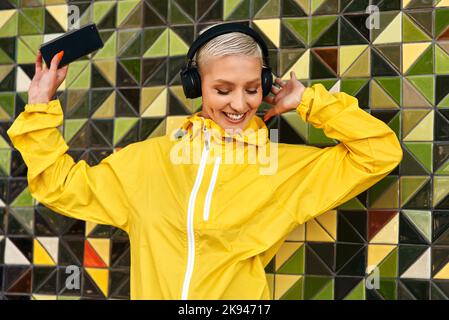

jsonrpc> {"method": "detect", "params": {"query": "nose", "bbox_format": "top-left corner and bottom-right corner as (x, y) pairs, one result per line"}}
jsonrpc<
(229, 90), (247, 113)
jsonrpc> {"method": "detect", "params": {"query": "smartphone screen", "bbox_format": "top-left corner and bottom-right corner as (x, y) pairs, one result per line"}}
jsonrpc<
(40, 23), (104, 69)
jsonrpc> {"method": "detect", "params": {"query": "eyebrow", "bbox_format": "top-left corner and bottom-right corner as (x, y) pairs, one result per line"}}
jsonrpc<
(214, 78), (260, 85)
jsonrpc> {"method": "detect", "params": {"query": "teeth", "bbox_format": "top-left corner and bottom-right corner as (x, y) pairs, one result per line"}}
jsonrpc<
(224, 112), (245, 120)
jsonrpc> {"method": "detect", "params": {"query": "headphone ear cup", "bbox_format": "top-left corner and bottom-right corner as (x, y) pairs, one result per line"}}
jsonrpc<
(190, 68), (202, 98)
(180, 67), (202, 99)
(261, 67), (273, 97)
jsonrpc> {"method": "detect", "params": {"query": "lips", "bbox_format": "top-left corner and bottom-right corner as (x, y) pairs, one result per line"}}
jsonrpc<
(222, 111), (248, 123)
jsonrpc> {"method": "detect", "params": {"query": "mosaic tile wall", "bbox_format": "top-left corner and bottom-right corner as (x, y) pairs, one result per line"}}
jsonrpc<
(0, 0), (449, 300)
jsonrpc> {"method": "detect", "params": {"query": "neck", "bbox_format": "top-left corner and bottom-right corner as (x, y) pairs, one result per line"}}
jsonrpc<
(200, 109), (211, 119)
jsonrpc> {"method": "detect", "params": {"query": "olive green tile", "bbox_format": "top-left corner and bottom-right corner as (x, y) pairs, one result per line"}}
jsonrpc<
(404, 142), (433, 173)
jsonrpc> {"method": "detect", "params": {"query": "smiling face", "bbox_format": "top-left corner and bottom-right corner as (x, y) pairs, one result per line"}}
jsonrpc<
(199, 54), (263, 131)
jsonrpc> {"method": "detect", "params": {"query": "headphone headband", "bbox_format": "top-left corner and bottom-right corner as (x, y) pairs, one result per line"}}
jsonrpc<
(186, 23), (270, 66)
(180, 22), (273, 99)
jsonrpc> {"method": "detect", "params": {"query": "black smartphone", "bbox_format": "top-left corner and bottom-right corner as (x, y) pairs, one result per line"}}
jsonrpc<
(39, 23), (104, 69)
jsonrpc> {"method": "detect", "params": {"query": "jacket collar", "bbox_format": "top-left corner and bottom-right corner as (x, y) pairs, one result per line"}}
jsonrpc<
(174, 111), (269, 147)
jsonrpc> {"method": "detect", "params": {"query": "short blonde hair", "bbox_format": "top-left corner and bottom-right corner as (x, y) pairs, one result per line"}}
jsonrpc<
(193, 24), (264, 73)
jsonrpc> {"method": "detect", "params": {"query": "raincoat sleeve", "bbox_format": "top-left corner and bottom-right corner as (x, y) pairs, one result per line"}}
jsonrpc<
(6, 99), (134, 232)
(268, 83), (403, 225)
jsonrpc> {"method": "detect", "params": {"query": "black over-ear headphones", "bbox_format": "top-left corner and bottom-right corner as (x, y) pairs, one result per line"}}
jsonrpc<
(180, 22), (273, 99)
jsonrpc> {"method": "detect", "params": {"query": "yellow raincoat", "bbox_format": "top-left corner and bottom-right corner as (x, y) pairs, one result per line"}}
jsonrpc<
(6, 84), (403, 299)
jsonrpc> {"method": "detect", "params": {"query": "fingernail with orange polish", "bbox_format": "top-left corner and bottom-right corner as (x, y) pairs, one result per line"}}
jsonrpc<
(57, 50), (64, 59)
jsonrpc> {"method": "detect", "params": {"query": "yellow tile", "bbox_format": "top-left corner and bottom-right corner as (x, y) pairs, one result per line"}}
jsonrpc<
(283, 49), (310, 80)
(0, 9), (15, 29)
(306, 218), (334, 242)
(342, 48), (370, 77)
(403, 0), (413, 7)
(339, 45), (368, 75)
(274, 274), (302, 299)
(373, 12), (402, 44)
(286, 222), (305, 241)
(367, 244), (395, 273)
(33, 239), (56, 266)
(253, 19), (280, 47)
(404, 110), (434, 141)
(275, 242), (303, 270)
(370, 214), (399, 244)
(433, 177), (449, 207)
(38, 237), (59, 264)
(370, 80), (400, 109)
(32, 294), (57, 300)
(316, 210), (337, 240)
(434, 261), (449, 279)
(437, 0), (449, 6)
(92, 91), (115, 119)
(85, 221), (97, 236)
(141, 87), (167, 117)
(86, 268), (109, 297)
(88, 238), (110, 266)
(403, 42), (431, 73)
(46, 5), (68, 31)
(93, 59), (116, 86)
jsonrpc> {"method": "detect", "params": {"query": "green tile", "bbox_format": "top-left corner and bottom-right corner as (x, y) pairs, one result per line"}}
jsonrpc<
(379, 246), (397, 278)
(18, 7), (44, 35)
(277, 245), (305, 274)
(304, 276), (332, 300)
(341, 78), (369, 96)
(169, 1), (192, 24)
(0, 92), (15, 117)
(344, 280), (365, 300)
(117, 0), (140, 27)
(312, 280), (334, 300)
(283, 18), (309, 45)
(375, 77), (402, 104)
(280, 277), (304, 300)
(0, 149), (11, 176)
(404, 142), (433, 173)
(436, 45), (449, 74)
(121, 59), (141, 84)
(378, 279), (397, 300)
(225, 0), (250, 20)
(311, 15), (338, 44)
(407, 45), (434, 75)
(403, 13), (431, 42)
(254, 0), (280, 18)
(435, 7), (449, 36)
(407, 75), (435, 104)
(11, 187), (34, 207)
(0, 10), (17, 37)
(114, 118), (139, 144)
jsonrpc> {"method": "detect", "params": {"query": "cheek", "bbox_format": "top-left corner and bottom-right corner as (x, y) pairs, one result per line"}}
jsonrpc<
(248, 94), (263, 109)
(202, 91), (228, 111)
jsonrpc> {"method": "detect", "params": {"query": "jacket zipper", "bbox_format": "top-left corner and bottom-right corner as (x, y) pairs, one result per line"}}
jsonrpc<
(204, 156), (221, 221)
(181, 124), (210, 300)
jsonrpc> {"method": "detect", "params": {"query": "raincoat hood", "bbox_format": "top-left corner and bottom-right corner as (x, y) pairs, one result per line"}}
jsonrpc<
(176, 111), (270, 147)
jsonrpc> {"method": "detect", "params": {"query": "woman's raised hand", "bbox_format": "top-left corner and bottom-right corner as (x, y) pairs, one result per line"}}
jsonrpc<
(28, 50), (69, 104)
(263, 71), (305, 122)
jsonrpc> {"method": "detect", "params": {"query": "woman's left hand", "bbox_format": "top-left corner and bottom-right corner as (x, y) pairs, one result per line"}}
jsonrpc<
(263, 71), (306, 122)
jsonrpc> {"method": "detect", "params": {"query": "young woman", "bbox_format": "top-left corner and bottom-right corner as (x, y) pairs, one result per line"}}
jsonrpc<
(7, 23), (403, 300)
